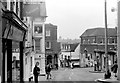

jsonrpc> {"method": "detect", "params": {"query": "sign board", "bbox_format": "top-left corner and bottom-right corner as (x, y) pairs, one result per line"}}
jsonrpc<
(3, 24), (25, 41)
(7, 25), (24, 41)
(33, 23), (43, 37)
(23, 2), (47, 17)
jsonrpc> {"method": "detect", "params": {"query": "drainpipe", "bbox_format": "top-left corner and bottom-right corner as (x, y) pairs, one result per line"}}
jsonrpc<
(117, 1), (120, 81)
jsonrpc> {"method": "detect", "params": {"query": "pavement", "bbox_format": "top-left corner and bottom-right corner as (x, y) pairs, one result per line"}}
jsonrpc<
(95, 73), (119, 83)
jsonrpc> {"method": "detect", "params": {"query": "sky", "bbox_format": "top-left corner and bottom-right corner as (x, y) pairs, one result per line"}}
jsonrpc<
(45, 0), (117, 39)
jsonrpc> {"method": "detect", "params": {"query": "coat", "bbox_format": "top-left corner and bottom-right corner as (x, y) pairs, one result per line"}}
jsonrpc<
(33, 66), (40, 76)
(111, 63), (118, 73)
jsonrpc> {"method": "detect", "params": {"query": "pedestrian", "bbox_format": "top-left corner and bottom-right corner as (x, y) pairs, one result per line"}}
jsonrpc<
(55, 64), (58, 70)
(46, 62), (52, 79)
(71, 62), (74, 69)
(33, 62), (40, 83)
(94, 60), (97, 71)
(111, 61), (118, 77)
(104, 69), (111, 79)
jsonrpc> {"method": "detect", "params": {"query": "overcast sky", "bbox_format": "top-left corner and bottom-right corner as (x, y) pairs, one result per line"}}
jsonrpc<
(45, 0), (117, 39)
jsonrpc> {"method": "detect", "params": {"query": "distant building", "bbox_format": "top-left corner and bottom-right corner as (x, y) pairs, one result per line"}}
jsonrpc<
(80, 27), (117, 70)
(58, 38), (81, 67)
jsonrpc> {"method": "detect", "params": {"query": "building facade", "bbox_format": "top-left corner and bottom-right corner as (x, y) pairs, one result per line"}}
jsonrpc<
(80, 28), (117, 70)
(0, 0), (28, 82)
(23, 1), (47, 81)
(45, 23), (60, 68)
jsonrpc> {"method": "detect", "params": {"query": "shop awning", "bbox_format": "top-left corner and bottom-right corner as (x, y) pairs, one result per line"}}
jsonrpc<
(94, 50), (116, 55)
(2, 10), (28, 41)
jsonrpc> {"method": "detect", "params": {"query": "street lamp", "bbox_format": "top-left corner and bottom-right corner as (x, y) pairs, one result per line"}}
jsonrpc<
(104, 0), (111, 79)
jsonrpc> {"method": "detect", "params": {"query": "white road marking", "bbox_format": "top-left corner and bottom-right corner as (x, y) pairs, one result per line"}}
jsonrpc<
(69, 69), (74, 80)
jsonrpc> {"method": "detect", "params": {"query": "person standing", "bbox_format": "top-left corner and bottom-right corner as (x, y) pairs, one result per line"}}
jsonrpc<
(46, 62), (52, 79)
(33, 62), (40, 83)
(111, 61), (118, 77)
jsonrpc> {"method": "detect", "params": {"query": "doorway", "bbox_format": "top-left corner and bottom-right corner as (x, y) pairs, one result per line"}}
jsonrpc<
(3, 39), (24, 82)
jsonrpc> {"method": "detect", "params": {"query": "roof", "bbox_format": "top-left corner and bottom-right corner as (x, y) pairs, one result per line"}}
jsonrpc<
(64, 43), (79, 52)
(80, 27), (117, 37)
(57, 39), (80, 43)
(70, 43), (79, 52)
(45, 23), (57, 30)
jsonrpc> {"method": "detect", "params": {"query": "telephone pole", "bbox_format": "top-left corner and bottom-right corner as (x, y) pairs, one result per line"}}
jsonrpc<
(104, 0), (111, 79)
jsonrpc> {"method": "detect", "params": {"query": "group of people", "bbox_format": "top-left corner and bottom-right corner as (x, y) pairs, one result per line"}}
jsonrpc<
(33, 62), (52, 83)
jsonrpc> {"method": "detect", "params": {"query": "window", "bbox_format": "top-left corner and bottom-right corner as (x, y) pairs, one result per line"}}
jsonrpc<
(46, 41), (51, 49)
(46, 29), (50, 36)
(16, 2), (18, 15)
(93, 39), (96, 43)
(30, 57), (32, 72)
(83, 39), (85, 44)
(25, 58), (27, 65)
(88, 39), (90, 44)
(112, 39), (115, 44)
(100, 39), (103, 44)
(35, 39), (40, 51)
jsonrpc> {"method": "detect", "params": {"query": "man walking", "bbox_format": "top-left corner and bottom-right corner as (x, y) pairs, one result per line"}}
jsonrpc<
(33, 62), (40, 83)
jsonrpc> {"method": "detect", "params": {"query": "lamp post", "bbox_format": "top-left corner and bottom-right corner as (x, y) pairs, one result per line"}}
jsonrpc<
(104, 0), (111, 79)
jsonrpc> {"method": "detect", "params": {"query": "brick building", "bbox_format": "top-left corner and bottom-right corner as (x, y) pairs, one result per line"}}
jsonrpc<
(80, 27), (117, 70)
(45, 23), (60, 68)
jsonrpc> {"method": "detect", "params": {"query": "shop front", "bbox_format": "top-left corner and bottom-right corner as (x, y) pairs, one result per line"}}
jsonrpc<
(94, 50), (116, 72)
(2, 10), (27, 82)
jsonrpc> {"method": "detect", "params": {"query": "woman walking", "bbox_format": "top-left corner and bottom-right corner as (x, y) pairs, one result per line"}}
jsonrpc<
(111, 61), (118, 77)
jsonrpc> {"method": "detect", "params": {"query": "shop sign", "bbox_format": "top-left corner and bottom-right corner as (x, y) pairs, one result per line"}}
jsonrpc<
(7, 25), (24, 41)
(33, 24), (43, 37)
(23, 3), (46, 17)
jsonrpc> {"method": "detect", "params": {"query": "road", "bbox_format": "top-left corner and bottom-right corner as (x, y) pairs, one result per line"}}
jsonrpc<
(47, 67), (104, 81)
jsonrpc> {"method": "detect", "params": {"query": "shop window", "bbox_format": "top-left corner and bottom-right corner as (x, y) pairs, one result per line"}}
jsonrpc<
(46, 41), (51, 49)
